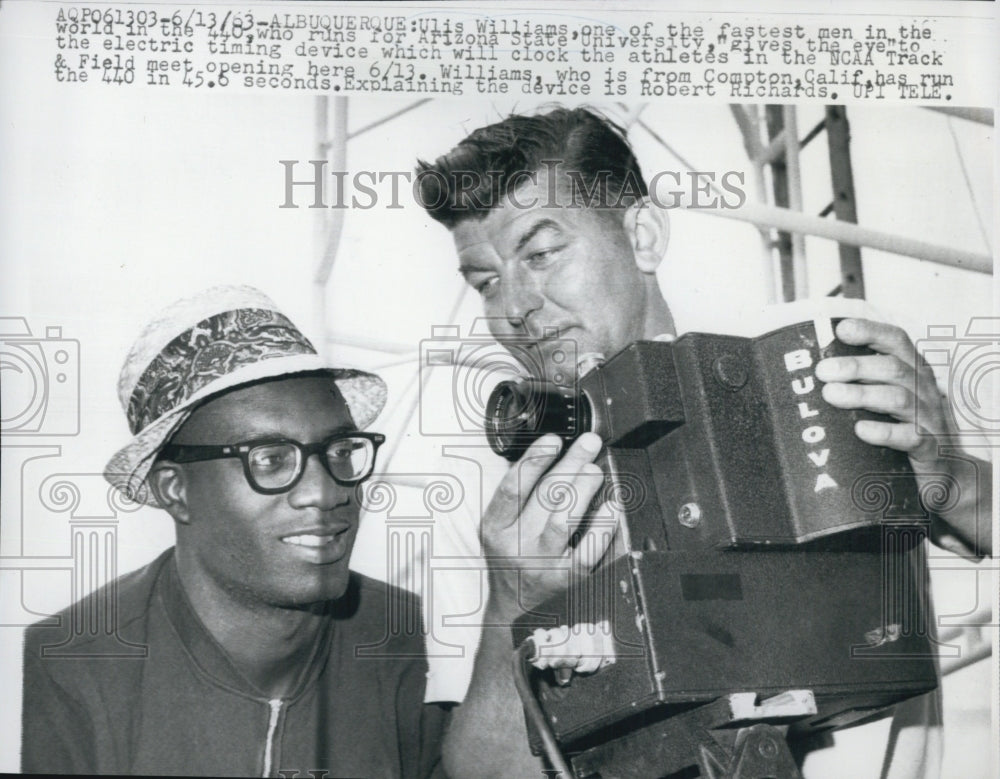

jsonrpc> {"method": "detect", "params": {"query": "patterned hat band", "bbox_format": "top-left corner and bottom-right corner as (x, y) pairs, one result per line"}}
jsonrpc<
(126, 308), (316, 434)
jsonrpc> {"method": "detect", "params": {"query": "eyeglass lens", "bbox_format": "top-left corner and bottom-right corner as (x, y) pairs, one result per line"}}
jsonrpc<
(246, 437), (375, 490)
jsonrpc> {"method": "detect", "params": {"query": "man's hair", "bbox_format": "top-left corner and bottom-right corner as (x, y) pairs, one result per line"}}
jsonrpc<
(416, 107), (648, 228)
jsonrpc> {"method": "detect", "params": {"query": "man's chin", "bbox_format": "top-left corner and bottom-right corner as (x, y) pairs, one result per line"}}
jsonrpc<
(279, 567), (352, 608)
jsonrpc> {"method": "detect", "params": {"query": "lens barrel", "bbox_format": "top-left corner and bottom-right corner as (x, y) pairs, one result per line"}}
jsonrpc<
(484, 378), (592, 461)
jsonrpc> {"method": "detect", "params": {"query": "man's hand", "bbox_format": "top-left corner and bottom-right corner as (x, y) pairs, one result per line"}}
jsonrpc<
(482, 431), (615, 620)
(816, 318), (943, 461)
(816, 317), (990, 557)
(440, 431), (617, 778)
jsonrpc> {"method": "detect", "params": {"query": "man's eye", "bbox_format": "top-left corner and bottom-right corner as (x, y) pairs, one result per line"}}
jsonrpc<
(329, 440), (365, 461)
(475, 276), (499, 298)
(526, 246), (562, 265)
(251, 449), (292, 472)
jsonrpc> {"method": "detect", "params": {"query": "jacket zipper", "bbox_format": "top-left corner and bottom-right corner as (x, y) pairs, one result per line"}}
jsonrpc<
(262, 698), (283, 778)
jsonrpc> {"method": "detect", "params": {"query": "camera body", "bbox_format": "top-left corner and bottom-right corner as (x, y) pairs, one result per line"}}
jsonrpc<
(501, 322), (937, 772)
(0, 317), (80, 436)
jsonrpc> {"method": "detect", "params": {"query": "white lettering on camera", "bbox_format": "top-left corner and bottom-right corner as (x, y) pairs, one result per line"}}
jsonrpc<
(784, 348), (839, 493)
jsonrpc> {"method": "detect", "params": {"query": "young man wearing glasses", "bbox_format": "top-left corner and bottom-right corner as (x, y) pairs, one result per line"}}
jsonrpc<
(20, 285), (446, 777)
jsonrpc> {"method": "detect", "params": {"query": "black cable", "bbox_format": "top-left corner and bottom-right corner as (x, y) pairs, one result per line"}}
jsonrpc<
(512, 639), (573, 778)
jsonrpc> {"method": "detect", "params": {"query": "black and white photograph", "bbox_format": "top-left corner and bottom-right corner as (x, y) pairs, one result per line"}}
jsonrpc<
(1, 1), (996, 776)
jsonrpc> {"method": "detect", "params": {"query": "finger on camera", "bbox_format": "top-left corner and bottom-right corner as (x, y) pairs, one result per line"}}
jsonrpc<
(816, 353), (913, 386)
(854, 419), (934, 458)
(533, 464), (603, 553)
(571, 461), (606, 515)
(490, 434), (564, 516)
(822, 382), (915, 420)
(544, 462), (604, 520)
(518, 463), (604, 555)
(834, 319), (917, 367)
(571, 501), (618, 571)
(551, 432), (602, 474)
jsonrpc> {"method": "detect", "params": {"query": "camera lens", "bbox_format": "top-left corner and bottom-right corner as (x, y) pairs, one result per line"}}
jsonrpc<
(485, 378), (592, 461)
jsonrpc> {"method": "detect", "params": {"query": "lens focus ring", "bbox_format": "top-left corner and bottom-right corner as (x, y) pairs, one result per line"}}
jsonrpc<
(484, 378), (591, 461)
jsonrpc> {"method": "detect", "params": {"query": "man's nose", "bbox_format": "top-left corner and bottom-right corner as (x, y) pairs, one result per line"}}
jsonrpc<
(288, 453), (349, 510)
(501, 267), (543, 329)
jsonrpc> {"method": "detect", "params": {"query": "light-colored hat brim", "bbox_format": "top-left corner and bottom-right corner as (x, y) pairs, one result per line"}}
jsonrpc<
(103, 353), (387, 508)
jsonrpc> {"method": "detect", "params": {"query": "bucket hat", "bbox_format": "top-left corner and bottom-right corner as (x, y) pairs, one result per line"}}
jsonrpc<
(103, 285), (387, 506)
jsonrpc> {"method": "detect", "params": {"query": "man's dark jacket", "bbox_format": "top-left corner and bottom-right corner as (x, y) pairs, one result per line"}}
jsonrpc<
(21, 549), (446, 777)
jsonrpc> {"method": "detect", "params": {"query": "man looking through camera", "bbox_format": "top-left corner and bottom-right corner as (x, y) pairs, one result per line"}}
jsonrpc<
(415, 107), (990, 778)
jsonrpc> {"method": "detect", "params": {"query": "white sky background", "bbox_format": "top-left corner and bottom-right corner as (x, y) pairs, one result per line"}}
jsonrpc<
(0, 1), (996, 774)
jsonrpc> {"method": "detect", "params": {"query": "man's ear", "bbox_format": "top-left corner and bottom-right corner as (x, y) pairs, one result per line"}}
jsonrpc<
(622, 197), (670, 274)
(148, 462), (191, 525)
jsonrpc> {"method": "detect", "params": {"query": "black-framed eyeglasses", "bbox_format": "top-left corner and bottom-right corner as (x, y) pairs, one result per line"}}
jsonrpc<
(160, 432), (386, 495)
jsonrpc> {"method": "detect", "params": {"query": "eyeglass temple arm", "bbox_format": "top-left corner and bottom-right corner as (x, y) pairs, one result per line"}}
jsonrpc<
(158, 443), (241, 463)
